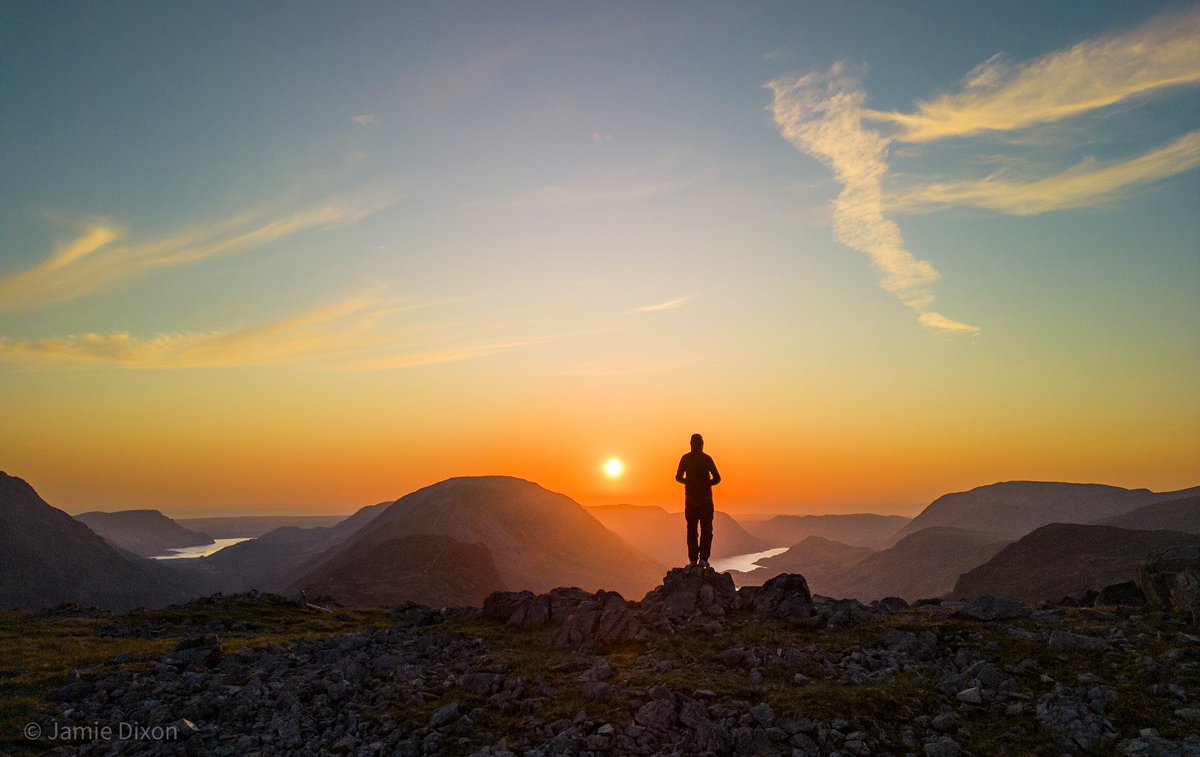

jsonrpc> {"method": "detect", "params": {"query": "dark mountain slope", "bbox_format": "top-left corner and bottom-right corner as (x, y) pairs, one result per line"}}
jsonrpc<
(1095, 495), (1200, 534)
(0, 472), (191, 610)
(295, 534), (506, 607)
(823, 527), (1011, 602)
(306, 477), (665, 599)
(949, 523), (1200, 603)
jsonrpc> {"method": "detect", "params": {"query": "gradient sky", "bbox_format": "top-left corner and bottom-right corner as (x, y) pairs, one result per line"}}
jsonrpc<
(2, 2), (1197, 517)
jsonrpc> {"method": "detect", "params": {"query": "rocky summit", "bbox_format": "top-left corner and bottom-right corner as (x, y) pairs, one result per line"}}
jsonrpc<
(10, 568), (1200, 756)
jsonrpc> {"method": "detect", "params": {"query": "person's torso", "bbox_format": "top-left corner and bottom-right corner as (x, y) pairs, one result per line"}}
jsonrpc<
(681, 452), (715, 497)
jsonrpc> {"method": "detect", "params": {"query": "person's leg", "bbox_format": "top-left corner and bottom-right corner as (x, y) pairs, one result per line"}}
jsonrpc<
(699, 503), (714, 563)
(685, 504), (700, 565)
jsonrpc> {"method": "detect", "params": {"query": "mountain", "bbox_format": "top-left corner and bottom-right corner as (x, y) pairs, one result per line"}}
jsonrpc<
(74, 509), (213, 558)
(586, 504), (767, 562)
(733, 535), (875, 588)
(741, 513), (910, 548)
(177, 515), (349, 539)
(895, 481), (1200, 541)
(295, 534), (505, 608)
(0, 472), (190, 610)
(301, 477), (666, 600)
(173, 501), (392, 595)
(949, 523), (1200, 603)
(1094, 495), (1200, 534)
(820, 527), (1011, 602)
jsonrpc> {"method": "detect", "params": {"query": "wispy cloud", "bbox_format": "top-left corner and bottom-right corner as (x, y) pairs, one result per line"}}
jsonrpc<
(768, 63), (978, 334)
(0, 195), (393, 312)
(0, 294), (529, 371)
(869, 7), (1200, 142)
(633, 294), (692, 313)
(352, 114), (377, 126)
(918, 312), (981, 335)
(891, 131), (1200, 216)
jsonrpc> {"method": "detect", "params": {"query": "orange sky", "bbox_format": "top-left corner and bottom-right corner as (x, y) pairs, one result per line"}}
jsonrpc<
(2, 4), (1198, 519)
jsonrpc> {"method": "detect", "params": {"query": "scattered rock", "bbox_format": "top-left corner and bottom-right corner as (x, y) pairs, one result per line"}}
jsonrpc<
(957, 595), (1029, 621)
(1048, 629), (1111, 652)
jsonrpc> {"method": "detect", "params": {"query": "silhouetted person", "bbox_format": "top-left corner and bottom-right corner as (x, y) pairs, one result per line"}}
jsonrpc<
(676, 433), (721, 568)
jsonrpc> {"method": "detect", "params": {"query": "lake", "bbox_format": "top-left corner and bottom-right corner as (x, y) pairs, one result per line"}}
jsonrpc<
(710, 547), (788, 573)
(150, 537), (253, 560)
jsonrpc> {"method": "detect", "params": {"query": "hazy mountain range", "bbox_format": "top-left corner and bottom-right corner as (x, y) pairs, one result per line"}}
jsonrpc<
(3, 471), (1198, 611)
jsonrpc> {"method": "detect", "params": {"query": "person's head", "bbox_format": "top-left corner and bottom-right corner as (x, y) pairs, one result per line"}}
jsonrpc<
(690, 433), (703, 451)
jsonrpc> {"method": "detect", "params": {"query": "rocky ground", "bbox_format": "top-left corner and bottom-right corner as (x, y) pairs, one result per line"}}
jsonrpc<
(8, 566), (1200, 756)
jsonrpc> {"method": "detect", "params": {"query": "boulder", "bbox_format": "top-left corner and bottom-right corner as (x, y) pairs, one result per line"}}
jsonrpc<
(640, 565), (737, 628)
(750, 573), (814, 620)
(166, 634), (223, 669)
(1136, 546), (1200, 626)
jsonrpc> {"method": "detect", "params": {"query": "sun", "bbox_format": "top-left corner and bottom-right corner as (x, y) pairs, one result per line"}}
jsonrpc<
(603, 458), (624, 478)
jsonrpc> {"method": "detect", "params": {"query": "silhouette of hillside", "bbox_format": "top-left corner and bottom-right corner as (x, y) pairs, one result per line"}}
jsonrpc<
(824, 527), (1011, 601)
(1095, 495), (1200, 534)
(896, 481), (1200, 541)
(74, 509), (213, 558)
(295, 534), (506, 607)
(950, 523), (1200, 603)
(0, 472), (191, 610)
(313, 477), (665, 599)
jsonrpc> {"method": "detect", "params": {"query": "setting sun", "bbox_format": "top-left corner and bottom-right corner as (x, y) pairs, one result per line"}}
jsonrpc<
(603, 458), (624, 478)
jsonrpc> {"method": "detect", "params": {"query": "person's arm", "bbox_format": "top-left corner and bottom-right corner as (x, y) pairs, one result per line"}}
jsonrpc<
(675, 456), (687, 484)
(708, 458), (721, 486)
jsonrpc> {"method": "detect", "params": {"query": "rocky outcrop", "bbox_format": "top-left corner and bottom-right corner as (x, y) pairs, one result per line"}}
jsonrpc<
(552, 591), (647, 650)
(639, 565), (737, 630)
(1136, 545), (1200, 626)
(482, 587), (591, 628)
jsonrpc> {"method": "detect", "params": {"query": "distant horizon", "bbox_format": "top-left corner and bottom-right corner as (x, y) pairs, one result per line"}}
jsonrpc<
(46, 473), (1200, 521)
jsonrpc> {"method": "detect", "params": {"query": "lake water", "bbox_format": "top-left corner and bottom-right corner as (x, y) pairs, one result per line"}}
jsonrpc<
(150, 537), (253, 560)
(710, 547), (788, 573)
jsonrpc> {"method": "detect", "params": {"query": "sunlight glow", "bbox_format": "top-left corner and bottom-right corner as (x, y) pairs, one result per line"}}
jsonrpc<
(603, 458), (624, 478)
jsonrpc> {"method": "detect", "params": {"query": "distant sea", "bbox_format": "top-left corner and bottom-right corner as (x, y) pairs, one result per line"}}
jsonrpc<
(150, 537), (253, 560)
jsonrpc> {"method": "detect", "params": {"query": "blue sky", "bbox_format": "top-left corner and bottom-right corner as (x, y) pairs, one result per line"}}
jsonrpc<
(1, 1), (1197, 513)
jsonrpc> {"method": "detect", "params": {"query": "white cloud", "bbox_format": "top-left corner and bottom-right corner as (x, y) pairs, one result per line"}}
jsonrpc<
(869, 7), (1200, 142)
(891, 131), (1200, 216)
(768, 63), (978, 332)
(352, 114), (377, 126)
